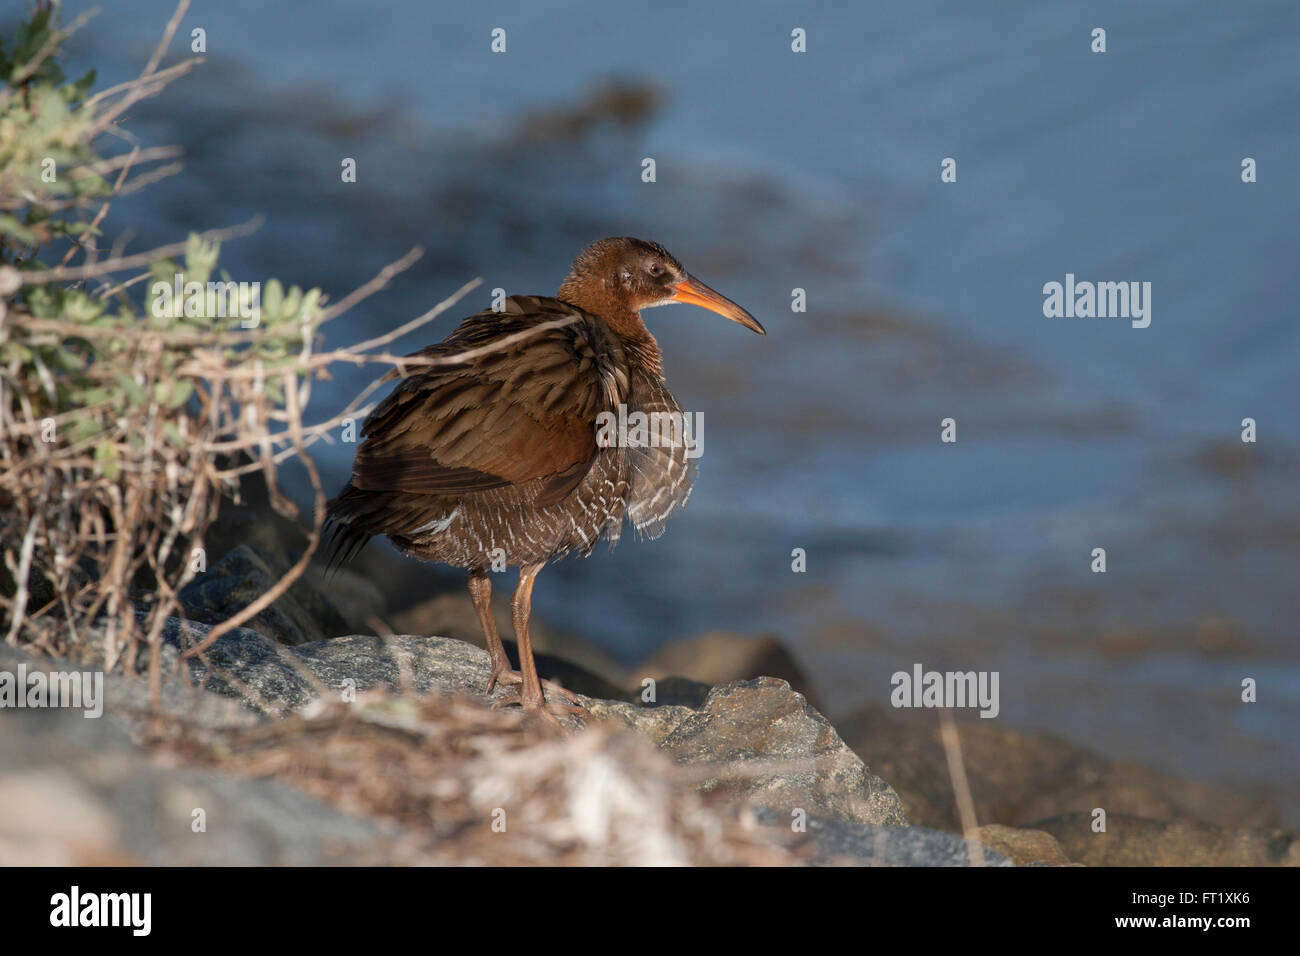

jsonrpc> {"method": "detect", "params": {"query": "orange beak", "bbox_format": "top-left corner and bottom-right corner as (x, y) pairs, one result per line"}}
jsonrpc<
(670, 275), (766, 334)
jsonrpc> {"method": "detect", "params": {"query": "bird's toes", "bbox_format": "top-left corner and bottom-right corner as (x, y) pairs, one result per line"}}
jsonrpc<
(486, 667), (523, 694)
(547, 702), (591, 719)
(538, 679), (586, 709)
(488, 690), (588, 730)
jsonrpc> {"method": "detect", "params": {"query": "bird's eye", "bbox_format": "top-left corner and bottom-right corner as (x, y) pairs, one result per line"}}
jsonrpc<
(648, 263), (663, 277)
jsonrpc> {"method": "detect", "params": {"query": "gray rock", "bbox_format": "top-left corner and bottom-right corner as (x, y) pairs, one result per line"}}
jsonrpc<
(795, 816), (1013, 866)
(0, 638), (255, 732)
(1033, 812), (1300, 867)
(151, 625), (907, 827)
(972, 823), (1075, 865)
(179, 543), (385, 646)
(390, 591), (631, 694)
(598, 677), (907, 827)
(636, 631), (828, 713)
(645, 675), (713, 708)
(1, 625), (937, 863)
(180, 544), (331, 645)
(160, 621), (499, 711)
(0, 685), (399, 866)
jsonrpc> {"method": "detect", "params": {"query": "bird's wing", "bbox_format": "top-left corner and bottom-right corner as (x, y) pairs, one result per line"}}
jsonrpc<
(350, 296), (628, 506)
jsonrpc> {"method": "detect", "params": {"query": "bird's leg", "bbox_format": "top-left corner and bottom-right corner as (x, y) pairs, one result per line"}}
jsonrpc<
(513, 561), (546, 710)
(490, 562), (589, 724)
(472, 567), (584, 709)
(469, 569), (512, 693)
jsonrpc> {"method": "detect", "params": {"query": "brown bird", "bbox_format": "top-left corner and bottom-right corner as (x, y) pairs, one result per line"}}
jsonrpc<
(324, 237), (763, 719)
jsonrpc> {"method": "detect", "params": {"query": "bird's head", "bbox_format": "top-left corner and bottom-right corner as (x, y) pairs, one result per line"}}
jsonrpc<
(560, 236), (765, 334)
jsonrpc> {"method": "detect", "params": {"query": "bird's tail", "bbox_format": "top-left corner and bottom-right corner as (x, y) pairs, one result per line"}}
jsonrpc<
(321, 483), (375, 576)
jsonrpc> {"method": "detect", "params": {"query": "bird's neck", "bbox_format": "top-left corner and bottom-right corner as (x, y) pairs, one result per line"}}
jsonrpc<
(557, 283), (664, 379)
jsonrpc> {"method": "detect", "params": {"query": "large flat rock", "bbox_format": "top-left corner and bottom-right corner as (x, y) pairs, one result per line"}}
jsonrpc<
(159, 622), (907, 827)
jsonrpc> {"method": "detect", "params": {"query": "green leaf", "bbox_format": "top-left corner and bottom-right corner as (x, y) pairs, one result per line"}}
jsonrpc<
(261, 279), (283, 322)
(50, 220), (102, 238)
(80, 386), (111, 407)
(185, 233), (220, 287)
(67, 416), (100, 444)
(94, 439), (120, 480)
(168, 379), (194, 409)
(67, 69), (96, 103)
(264, 377), (284, 405)
(0, 214), (39, 246)
(300, 287), (323, 320)
(62, 290), (105, 323)
(113, 372), (146, 406)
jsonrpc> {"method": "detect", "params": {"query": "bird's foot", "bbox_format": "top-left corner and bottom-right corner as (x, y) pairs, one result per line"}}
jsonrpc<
(488, 675), (591, 728)
(484, 660), (514, 695)
(491, 695), (590, 729)
(487, 666), (588, 710)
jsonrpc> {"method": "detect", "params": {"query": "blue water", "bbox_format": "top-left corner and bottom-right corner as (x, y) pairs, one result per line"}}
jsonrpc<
(49, 0), (1300, 817)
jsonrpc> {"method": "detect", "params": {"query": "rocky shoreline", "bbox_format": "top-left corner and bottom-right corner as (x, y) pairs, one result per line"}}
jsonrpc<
(1, 630), (1001, 866)
(2, 524), (1295, 866)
